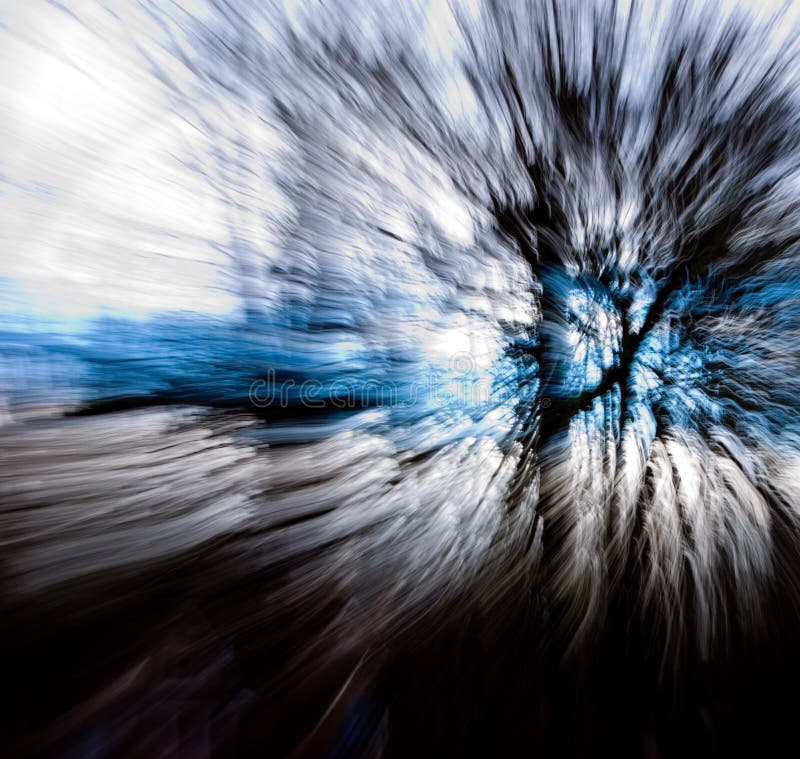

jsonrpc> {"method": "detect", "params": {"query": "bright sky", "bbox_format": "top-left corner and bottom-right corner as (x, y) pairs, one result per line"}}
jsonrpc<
(0, 0), (238, 324)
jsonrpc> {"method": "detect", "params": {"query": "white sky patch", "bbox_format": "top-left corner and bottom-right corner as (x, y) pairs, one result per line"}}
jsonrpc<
(440, 68), (481, 125)
(427, 183), (475, 246)
(0, 0), (246, 322)
(423, 313), (503, 377)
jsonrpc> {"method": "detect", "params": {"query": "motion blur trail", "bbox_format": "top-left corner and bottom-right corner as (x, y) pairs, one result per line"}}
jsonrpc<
(2, 0), (800, 756)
